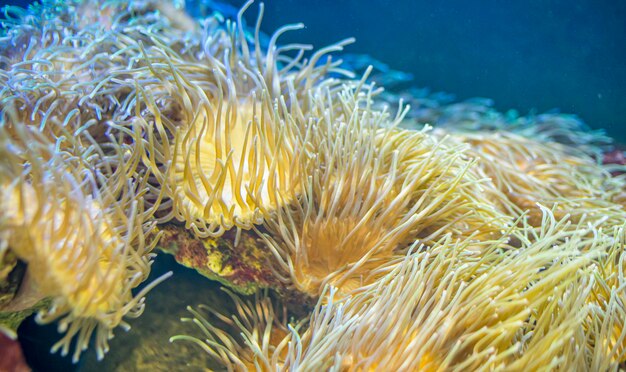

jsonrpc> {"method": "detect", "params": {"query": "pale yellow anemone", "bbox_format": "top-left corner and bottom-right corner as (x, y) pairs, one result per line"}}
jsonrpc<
(171, 290), (295, 371)
(256, 83), (512, 297)
(377, 127), (514, 243)
(179, 208), (626, 371)
(444, 131), (626, 227)
(169, 90), (304, 238)
(0, 121), (165, 362)
(129, 0), (354, 237)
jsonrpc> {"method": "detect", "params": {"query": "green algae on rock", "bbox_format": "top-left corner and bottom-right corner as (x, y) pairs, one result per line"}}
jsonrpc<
(158, 226), (281, 295)
(0, 250), (22, 308)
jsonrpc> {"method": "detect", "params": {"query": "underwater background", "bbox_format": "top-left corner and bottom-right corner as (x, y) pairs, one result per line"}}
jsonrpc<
(3, 0), (626, 142)
(231, 0), (626, 143)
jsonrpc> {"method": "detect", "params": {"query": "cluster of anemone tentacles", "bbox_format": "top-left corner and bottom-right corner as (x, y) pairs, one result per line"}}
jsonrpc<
(0, 0), (625, 370)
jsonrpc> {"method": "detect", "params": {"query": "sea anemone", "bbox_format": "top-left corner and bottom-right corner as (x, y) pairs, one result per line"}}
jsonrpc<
(166, 80), (305, 237)
(0, 0), (182, 361)
(171, 289), (297, 370)
(0, 124), (169, 362)
(131, 0), (355, 237)
(256, 80), (512, 297)
(179, 207), (626, 370)
(445, 131), (626, 227)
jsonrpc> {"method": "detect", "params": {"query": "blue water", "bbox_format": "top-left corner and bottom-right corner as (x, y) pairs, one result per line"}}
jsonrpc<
(4, 0), (624, 141)
(227, 0), (625, 143)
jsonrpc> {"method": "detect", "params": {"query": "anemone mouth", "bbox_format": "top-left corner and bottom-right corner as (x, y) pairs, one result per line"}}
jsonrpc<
(169, 93), (304, 237)
(293, 215), (399, 294)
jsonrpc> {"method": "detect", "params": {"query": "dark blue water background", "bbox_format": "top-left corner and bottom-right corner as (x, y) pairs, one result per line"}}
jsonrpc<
(231, 0), (626, 142)
(3, 0), (625, 142)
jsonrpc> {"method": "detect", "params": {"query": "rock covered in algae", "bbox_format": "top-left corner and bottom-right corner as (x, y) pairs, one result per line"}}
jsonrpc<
(0, 249), (22, 308)
(0, 250), (49, 333)
(158, 225), (282, 295)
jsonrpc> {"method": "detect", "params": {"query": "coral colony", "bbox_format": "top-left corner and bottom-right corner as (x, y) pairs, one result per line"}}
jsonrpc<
(0, 0), (625, 370)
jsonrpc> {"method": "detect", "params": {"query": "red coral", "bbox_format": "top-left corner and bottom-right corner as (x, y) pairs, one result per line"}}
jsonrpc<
(603, 149), (626, 166)
(603, 149), (626, 176)
(0, 332), (30, 372)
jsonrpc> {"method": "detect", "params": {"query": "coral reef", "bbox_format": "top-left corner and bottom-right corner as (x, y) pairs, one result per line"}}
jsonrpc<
(0, 328), (30, 372)
(0, 0), (624, 370)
